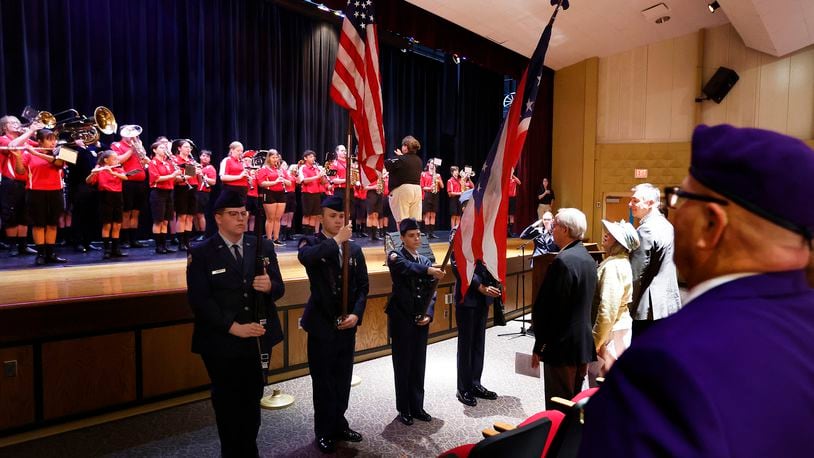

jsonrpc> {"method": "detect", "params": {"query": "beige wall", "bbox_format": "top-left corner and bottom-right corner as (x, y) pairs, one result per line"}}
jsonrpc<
(597, 32), (700, 143)
(554, 24), (814, 241)
(701, 23), (814, 138)
(552, 57), (598, 224)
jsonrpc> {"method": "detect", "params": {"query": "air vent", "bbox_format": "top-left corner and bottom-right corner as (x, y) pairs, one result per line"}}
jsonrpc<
(641, 3), (671, 24)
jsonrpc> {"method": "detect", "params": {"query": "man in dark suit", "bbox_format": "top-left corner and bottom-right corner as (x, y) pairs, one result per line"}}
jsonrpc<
(628, 183), (682, 337)
(582, 125), (814, 457)
(531, 208), (597, 404)
(386, 218), (445, 425)
(186, 190), (285, 458)
(298, 196), (369, 454)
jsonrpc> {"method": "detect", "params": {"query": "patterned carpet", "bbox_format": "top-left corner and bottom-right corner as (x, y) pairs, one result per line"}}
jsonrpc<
(4, 318), (551, 457)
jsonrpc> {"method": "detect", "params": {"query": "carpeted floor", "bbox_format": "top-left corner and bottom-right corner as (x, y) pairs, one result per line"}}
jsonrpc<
(3, 318), (551, 457)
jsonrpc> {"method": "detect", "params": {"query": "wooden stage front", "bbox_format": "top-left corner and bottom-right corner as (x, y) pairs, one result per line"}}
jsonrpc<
(0, 239), (539, 439)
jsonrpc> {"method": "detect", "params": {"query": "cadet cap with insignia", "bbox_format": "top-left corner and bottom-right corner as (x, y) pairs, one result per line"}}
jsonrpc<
(213, 189), (246, 211)
(459, 189), (474, 204)
(399, 218), (421, 235)
(690, 124), (814, 239)
(321, 195), (344, 212)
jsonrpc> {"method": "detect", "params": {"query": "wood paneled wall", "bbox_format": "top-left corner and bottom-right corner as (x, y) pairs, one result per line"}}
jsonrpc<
(0, 346), (34, 430)
(701, 24), (814, 138)
(597, 32), (700, 143)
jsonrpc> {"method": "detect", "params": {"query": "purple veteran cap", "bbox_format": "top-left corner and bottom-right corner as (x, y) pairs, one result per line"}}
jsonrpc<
(690, 124), (814, 239)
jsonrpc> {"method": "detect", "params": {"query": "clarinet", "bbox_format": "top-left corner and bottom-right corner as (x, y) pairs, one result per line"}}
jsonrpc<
(254, 194), (271, 372)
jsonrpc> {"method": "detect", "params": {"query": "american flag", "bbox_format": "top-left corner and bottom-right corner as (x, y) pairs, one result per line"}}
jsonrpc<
(330, 0), (385, 187)
(452, 3), (563, 299)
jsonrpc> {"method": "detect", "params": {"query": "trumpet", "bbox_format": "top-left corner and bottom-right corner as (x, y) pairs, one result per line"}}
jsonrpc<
(20, 106), (57, 130)
(376, 174), (384, 194)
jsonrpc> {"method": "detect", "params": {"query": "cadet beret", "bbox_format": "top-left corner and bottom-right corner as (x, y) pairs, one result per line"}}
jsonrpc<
(399, 218), (421, 234)
(321, 195), (344, 212)
(690, 124), (814, 239)
(213, 190), (246, 210)
(459, 189), (474, 204)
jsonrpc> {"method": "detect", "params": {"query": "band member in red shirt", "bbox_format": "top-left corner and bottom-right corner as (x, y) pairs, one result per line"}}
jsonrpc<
(172, 139), (200, 251)
(447, 166), (463, 229)
(194, 150), (217, 241)
(111, 126), (150, 248)
(23, 129), (67, 265)
(219, 141), (249, 195)
(420, 162), (444, 239)
(380, 171), (391, 238)
(353, 178), (367, 239)
(298, 150), (325, 234)
(0, 116), (40, 256)
(330, 145), (348, 197)
(256, 150), (289, 246)
(86, 151), (129, 259)
(364, 172), (384, 242)
(280, 162), (297, 241)
(148, 140), (181, 254)
(244, 154), (259, 235)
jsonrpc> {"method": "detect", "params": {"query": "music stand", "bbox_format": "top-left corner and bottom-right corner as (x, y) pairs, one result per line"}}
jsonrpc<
(499, 240), (533, 339)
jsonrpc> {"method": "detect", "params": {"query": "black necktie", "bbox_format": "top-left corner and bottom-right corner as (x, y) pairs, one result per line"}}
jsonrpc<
(232, 244), (243, 266)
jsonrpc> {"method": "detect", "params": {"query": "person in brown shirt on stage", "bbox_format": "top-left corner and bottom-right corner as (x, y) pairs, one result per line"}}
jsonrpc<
(385, 136), (423, 224)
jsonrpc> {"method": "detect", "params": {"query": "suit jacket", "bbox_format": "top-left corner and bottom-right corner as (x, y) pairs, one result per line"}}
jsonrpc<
(297, 232), (369, 339)
(581, 271), (814, 457)
(187, 233), (285, 357)
(630, 211), (681, 320)
(532, 240), (597, 365)
(385, 247), (436, 321)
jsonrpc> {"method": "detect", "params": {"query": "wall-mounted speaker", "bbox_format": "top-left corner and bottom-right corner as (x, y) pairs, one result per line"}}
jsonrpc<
(697, 67), (739, 103)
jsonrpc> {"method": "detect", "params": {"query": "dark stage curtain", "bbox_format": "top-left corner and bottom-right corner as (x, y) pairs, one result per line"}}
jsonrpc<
(0, 0), (531, 231)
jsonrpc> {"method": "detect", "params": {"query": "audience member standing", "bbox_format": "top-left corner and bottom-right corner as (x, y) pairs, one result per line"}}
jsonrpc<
(384, 136), (423, 223)
(536, 177), (554, 219)
(582, 125), (814, 457)
(531, 208), (596, 404)
(628, 183), (681, 337)
(589, 219), (639, 382)
(519, 210), (559, 261)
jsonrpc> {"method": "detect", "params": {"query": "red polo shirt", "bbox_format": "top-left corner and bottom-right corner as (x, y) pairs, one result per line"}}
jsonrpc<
(148, 159), (176, 190)
(23, 152), (63, 191)
(111, 140), (146, 182)
(221, 156), (248, 188)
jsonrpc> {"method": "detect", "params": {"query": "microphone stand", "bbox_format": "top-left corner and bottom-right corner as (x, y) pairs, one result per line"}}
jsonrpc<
(498, 238), (533, 339)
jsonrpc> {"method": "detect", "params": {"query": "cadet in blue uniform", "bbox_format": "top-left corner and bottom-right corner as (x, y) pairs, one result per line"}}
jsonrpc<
(297, 196), (369, 454)
(451, 189), (502, 407)
(186, 190), (285, 458)
(386, 218), (446, 425)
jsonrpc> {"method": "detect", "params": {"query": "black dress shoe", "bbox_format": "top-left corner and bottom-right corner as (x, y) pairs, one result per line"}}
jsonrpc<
(397, 413), (413, 426)
(316, 436), (335, 454)
(85, 244), (102, 251)
(413, 410), (432, 422)
(35, 255), (46, 266)
(339, 428), (363, 442)
(21, 246), (38, 255)
(472, 385), (498, 400)
(456, 391), (477, 407)
(74, 245), (88, 253)
(130, 240), (146, 248)
(47, 253), (68, 264)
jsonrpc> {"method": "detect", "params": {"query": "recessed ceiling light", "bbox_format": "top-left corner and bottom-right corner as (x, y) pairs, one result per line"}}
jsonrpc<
(708, 1), (721, 13)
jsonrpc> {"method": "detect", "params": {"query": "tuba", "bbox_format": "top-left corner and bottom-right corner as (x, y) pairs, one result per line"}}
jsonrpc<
(54, 106), (117, 145)
(20, 106), (57, 130)
(120, 124), (148, 162)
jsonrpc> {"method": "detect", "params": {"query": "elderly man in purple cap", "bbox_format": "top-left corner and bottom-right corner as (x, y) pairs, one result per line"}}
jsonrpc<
(580, 125), (814, 457)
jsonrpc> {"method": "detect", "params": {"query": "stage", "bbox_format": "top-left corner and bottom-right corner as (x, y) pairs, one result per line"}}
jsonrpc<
(0, 234), (540, 438)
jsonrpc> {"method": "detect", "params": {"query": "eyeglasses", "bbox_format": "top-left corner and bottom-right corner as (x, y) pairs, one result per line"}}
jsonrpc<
(220, 210), (248, 218)
(663, 186), (728, 215)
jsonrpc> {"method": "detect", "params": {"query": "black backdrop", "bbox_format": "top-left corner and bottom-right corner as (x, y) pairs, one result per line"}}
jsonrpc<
(0, 0), (547, 232)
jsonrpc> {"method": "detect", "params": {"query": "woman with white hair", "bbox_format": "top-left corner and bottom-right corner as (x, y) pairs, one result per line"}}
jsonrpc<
(590, 219), (640, 382)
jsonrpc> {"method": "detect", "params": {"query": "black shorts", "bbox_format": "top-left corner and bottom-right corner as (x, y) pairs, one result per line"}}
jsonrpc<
(196, 191), (211, 214)
(150, 189), (173, 223)
(26, 189), (63, 227)
(284, 191), (296, 213)
(262, 190), (286, 204)
(423, 193), (439, 213)
(222, 184), (248, 197)
(246, 195), (260, 216)
(449, 196), (462, 216)
(302, 192), (322, 217)
(508, 196), (517, 215)
(174, 186), (197, 215)
(383, 195), (392, 218)
(354, 197), (366, 220)
(123, 180), (148, 212)
(365, 190), (382, 214)
(99, 191), (124, 224)
(1, 179), (27, 226)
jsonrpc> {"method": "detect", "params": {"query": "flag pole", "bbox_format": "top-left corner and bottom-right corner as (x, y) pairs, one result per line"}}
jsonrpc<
(341, 116), (353, 319)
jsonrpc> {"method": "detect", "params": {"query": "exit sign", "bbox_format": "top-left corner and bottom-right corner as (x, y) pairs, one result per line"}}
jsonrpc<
(634, 169), (648, 179)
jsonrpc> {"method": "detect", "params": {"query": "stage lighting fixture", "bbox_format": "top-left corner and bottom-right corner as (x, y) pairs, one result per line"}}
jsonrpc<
(708, 1), (720, 13)
(452, 54), (461, 65)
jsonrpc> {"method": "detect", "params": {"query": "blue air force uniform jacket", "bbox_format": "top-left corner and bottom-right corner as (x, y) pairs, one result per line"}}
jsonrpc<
(187, 233), (285, 357)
